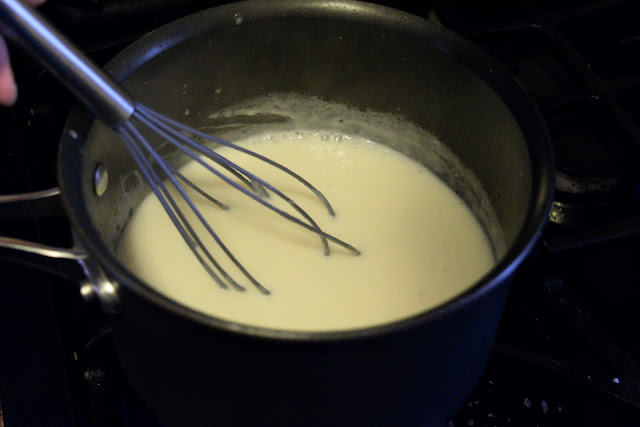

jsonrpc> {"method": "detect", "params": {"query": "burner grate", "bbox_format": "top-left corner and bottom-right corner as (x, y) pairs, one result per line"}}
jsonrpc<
(435, 0), (640, 424)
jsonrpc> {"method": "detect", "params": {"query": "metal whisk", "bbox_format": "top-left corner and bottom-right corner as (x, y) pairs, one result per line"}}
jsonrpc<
(0, 0), (360, 294)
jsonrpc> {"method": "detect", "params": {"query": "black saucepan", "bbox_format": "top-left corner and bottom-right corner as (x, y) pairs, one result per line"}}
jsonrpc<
(0, 1), (554, 425)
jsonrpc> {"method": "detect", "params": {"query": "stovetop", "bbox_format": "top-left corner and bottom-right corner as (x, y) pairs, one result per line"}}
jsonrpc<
(1, 1), (640, 426)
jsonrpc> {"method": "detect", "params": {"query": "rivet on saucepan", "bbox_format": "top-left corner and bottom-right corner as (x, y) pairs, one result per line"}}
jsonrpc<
(93, 163), (108, 197)
(79, 281), (96, 302)
(234, 13), (243, 25)
(68, 129), (79, 139)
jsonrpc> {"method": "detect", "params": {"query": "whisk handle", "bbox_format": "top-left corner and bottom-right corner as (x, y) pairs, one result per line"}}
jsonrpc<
(0, 0), (134, 126)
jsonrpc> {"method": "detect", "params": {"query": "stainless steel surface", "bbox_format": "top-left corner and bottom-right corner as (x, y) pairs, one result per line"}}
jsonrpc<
(0, 187), (60, 204)
(0, 235), (85, 259)
(78, 256), (121, 314)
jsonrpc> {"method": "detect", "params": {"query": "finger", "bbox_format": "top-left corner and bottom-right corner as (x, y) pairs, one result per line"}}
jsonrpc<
(0, 37), (18, 106)
(0, 0), (46, 106)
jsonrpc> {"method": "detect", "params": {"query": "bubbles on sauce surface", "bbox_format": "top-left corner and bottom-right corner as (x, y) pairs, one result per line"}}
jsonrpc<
(117, 126), (498, 331)
(207, 93), (505, 258)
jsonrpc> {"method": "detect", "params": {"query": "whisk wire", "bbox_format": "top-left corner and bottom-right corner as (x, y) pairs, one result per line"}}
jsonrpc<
(134, 105), (361, 257)
(119, 129), (230, 289)
(120, 121), (263, 293)
(138, 105), (333, 213)
(169, 166), (229, 211)
(136, 113), (329, 256)
(0, 0), (361, 296)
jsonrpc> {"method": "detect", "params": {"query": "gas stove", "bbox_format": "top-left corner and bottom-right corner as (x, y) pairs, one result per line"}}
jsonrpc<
(1, 1), (640, 426)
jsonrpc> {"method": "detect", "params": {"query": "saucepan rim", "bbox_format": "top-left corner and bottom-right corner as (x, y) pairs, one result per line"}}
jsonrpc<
(57, 0), (555, 341)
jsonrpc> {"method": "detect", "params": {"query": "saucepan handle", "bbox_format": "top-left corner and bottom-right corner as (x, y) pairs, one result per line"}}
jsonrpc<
(0, 188), (122, 313)
(0, 187), (65, 217)
(0, 188), (86, 278)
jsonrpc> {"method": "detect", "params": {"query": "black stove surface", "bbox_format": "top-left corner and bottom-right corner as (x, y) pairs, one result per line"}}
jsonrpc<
(1, 1), (640, 426)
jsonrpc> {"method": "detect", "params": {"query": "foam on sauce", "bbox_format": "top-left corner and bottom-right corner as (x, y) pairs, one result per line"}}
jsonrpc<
(116, 130), (496, 331)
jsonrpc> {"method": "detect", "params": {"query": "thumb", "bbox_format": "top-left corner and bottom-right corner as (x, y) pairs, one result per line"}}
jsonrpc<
(0, 37), (18, 106)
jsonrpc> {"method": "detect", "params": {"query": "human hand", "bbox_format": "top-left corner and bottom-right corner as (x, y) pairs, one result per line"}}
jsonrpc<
(0, 0), (47, 106)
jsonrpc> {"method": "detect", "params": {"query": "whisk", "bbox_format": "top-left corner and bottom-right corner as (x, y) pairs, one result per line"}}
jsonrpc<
(0, 0), (360, 294)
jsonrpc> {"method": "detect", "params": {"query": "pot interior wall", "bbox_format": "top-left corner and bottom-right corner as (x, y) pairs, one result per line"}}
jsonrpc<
(81, 15), (532, 264)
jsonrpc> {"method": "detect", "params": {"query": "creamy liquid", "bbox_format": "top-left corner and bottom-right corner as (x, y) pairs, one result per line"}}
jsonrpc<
(116, 130), (495, 331)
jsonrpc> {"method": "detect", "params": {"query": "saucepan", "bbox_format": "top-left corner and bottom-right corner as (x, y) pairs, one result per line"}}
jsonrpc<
(0, 1), (554, 425)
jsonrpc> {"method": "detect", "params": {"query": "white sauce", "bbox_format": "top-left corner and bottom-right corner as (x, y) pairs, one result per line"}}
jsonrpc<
(116, 130), (495, 331)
